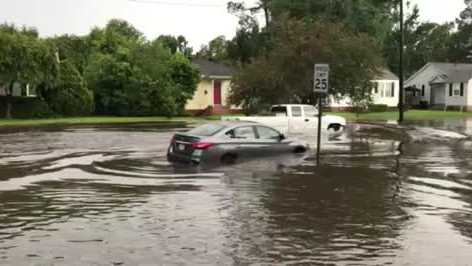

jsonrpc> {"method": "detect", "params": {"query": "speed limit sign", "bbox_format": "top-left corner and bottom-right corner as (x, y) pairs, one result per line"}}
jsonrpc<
(314, 64), (329, 94)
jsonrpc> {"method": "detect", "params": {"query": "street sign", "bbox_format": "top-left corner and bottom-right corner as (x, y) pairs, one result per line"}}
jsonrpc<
(314, 64), (329, 167)
(314, 64), (330, 94)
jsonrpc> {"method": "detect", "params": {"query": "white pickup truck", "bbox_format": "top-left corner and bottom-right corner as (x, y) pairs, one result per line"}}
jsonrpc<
(222, 104), (347, 136)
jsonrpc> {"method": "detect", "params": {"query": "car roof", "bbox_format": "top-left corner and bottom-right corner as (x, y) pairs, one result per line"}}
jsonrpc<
(272, 104), (314, 108)
(209, 121), (259, 128)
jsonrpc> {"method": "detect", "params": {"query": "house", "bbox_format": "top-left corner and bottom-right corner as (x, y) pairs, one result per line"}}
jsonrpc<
(0, 83), (37, 97)
(328, 68), (399, 111)
(186, 59), (240, 115)
(405, 63), (472, 111)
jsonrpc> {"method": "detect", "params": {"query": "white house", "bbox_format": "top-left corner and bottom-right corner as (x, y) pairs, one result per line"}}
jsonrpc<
(328, 68), (399, 110)
(405, 63), (472, 111)
(0, 83), (37, 97)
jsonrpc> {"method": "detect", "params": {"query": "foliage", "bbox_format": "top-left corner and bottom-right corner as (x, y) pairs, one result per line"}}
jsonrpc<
(449, 0), (472, 62)
(229, 17), (383, 113)
(47, 35), (91, 74)
(0, 24), (58, 118)
(45, 60), (94, 116)
(385, 5), (455, 77)
(85, 20), (199, 117)
(270, 0), (396, 43)
(156, 35), (192, 57)
(368, 104), (389, 113)
(196, 36), (228, 61)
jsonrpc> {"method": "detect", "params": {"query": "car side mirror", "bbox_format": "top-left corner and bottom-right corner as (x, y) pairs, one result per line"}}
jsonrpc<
(279, 134), (286, 141)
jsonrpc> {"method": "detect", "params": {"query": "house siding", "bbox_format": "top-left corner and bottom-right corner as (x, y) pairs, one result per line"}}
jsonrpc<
(185, 78), (234, 111)
(445, 82), (467, 107)
(405, 64), (440, 103)
(371, 80), (399, 107)
(467, 79), (472, 111)
(328, 79), (399, 108)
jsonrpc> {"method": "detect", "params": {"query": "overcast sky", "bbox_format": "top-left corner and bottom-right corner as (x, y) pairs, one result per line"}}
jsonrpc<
(0, 0), (466, 49)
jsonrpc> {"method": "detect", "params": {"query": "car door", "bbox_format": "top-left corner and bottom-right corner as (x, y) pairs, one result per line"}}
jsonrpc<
(227, 126), (259, 158)
(254, 125), (292, 155)
(302, 105), (319, 133)
(288, 106), (305, 134)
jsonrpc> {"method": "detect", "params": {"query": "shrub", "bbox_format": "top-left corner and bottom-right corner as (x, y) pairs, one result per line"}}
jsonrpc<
(368, 104), (388, 112)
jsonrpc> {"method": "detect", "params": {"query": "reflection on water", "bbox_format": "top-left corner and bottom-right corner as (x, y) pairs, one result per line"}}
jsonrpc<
(0, 120), (471, 265)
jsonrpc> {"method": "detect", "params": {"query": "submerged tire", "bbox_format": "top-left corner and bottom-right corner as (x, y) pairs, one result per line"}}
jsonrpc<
(294, 146), (307, 153)
(328, 123), (344, 133)
(221, 154), (237, 165)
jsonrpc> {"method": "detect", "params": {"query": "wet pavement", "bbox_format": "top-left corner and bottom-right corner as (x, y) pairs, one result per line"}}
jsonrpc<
(0, 120), (472, 265)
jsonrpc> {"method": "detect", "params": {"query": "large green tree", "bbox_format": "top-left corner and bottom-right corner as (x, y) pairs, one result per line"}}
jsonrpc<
(156, 35), (192, 58)
(229, 17), (384, 113)
(85, 19), (199, 116)
(449, 0), (472, 62)
(0, 24), (58, 118)
(385, 4), (456, 76)
(269, 0), (396, 43)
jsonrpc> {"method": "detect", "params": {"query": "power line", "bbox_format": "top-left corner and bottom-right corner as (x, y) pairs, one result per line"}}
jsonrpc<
(128, 0), (226, 8)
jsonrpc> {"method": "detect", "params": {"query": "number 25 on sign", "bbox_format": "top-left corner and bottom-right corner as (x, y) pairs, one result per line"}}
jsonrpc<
(314, 64), (329, 94)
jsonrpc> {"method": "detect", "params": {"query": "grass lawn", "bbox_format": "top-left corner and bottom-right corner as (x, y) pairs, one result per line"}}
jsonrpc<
(1, 110), (471, 129)
(329, 110), (472, 122)
(0, 116), (207, 128)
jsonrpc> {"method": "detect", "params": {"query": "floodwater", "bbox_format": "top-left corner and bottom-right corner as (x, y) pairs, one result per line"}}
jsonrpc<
(0, 120), (472, 265)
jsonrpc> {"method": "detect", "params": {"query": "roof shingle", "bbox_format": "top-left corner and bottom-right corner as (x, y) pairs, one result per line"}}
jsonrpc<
(192, 59), (235, 78)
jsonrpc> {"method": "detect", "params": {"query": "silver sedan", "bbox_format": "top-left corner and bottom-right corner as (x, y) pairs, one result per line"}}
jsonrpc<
(167, 122), (308, 165)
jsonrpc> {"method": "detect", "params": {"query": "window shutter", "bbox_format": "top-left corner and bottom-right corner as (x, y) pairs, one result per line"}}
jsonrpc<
(422, 85), (425, 96)
(391, 82), (395, 97)
(460, 83), (464, 96)
(449, 84), (453, 96)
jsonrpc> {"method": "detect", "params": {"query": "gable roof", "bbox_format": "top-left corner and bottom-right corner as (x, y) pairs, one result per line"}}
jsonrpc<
(407, 62), (472, 84)
(375, 68), (398, 81)
(192, 59), (235, 78)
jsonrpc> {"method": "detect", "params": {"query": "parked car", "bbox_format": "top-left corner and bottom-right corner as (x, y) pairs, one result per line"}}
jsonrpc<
(222, 104), (347, 136)
(167, 122), (308, 165)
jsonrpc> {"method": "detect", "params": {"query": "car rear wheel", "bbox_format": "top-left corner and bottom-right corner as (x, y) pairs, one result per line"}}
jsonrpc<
(293, 146), (307, 153)
(328, 123), (344, 133)
(221, 154), (237, 165)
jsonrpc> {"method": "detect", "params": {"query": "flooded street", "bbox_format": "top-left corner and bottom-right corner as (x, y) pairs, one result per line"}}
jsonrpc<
(1, 120), (472, 265)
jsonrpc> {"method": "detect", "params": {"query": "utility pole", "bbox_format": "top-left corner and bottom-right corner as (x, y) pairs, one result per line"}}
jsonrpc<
(398, 0), (405, 123)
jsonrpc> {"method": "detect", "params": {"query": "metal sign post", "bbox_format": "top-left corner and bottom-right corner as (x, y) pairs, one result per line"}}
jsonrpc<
(314, 64), (329, 166)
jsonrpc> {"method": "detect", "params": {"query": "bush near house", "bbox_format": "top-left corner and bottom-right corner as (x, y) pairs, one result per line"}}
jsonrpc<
(0, 97), (54, 118)
(368, 104), (389, 112)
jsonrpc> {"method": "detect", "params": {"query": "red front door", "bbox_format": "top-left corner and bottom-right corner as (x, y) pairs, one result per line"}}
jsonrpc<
(213, 80), (222, 105)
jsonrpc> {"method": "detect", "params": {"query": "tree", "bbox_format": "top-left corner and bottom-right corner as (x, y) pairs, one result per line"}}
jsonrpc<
(449, 0), (472, 62)
(229, 17), (384, 113)
(269, 0), (396, 43)
(44, 60), (94, 116)
(228, 0), (272, 30)
(196, 36), (229, 61)
(47, 35), (91, 74)
(85, 20), (200, 116)
(156, 35), (192, 57)
(385, 5), (455, 76)
(0, 24), (58, 118)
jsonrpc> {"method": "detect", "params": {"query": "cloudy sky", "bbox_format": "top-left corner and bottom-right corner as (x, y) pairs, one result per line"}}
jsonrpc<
(0, 0), (466, 49)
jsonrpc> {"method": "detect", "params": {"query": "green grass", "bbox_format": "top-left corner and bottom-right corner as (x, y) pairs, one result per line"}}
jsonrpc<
(328, 110), (472, 122)
(0, 116), (207, 128)
(0, 110), (471, 129)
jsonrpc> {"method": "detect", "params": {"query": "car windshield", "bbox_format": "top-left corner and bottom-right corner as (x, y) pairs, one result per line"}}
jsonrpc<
(303, 106), (317, 117)
(187, 124), (226, 136)
(270, 106), (288, 116)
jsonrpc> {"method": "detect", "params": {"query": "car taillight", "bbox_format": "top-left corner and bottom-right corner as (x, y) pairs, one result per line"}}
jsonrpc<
(170, 135), (176, 144)
(191, 142), (214, 150)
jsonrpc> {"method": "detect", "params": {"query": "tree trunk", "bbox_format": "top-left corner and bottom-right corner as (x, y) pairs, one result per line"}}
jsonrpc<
(5, 81), (15, 119)
(5, 99), (12, 119)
